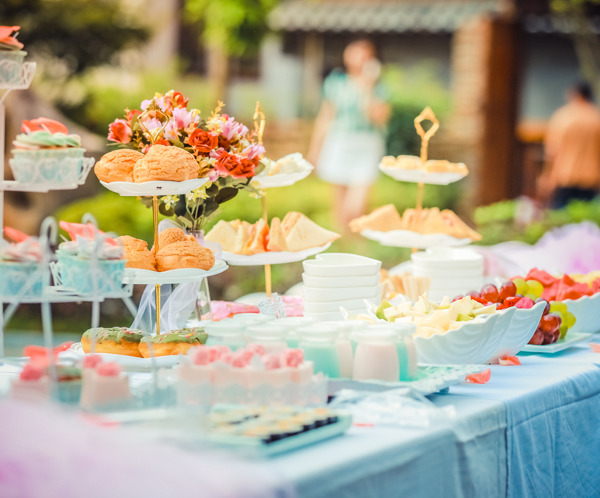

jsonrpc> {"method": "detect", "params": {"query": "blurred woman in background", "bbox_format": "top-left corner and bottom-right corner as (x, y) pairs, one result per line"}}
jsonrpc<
(307, 39), (390, 231)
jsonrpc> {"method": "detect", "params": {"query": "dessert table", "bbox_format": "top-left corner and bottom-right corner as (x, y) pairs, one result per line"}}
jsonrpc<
(271, 338), (600, 498)
(1, 337), (599, 497)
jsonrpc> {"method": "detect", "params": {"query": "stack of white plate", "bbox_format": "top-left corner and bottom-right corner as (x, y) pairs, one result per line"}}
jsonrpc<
(302, 253), (382, 321)
(411, 247), (483, 302)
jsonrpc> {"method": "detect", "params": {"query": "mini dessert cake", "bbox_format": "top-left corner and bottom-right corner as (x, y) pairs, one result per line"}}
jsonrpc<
(81, 327), (144, 357)
(133, 144), (199, 182)
(0, 26), (27, 85)
(177, 344), (313, 388)
(155, 240), (215, 271)
(205, 212), (339, 255)
(11, 118), (85, 185)
(138, 328), (208, 358)
(118, 235), (156, 271)
(0, 231), (44, 299)
(11, 363), (51, 403)
(80, 356), (131, 410)
(95, 149), (144, 183)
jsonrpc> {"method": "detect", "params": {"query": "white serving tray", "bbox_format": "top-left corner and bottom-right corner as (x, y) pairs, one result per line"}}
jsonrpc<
(254, 169), (312, 188)
(221, 243), (331, 266)
(328, 364), (488, 397)
(520, 332), (593, 354)
(122, 260), (228, 284)
(61, 342), (181, 370)
(361, 229), (472, 249)
(100, 178), (208, 196)
(379, 164), (468, 185)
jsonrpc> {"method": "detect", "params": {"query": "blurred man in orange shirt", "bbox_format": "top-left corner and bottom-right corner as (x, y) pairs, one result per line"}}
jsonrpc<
(539, 83), (600, 208)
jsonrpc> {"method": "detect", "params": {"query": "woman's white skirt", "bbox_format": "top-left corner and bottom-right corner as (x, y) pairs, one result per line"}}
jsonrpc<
(317, 130), (385, 186)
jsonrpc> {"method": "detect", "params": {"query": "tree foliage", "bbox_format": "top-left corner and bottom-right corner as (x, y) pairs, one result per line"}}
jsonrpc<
(1, 0), (148, 75)
(185, 0), (279, 56)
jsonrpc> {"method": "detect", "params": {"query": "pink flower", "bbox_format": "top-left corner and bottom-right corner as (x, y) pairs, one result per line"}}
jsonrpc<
(221, 117), (248, 141)
(207, 170), (219, 182)
(108, 119), (132, 143)
(243, 144), (265, 161)
(172, 107), (197, 129)
(141, 118), (163, 131)
(164, 120), (179, 141)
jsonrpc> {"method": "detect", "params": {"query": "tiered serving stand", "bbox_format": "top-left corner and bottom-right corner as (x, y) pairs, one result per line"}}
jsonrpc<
(223, 102), (331, 297)
(220, 102), (325, 297)
(0, 59), (131, 359)
(99, 99), (228, 335)
(361, 107), (470, 251)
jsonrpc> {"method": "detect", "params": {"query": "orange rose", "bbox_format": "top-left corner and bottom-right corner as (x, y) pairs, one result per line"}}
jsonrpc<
(215, 151), (255, 178)
(108, 119), (132, 144)
(188, 129), (218, 153)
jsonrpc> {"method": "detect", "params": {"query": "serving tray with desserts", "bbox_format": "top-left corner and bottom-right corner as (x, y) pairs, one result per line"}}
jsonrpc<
(122, 260), (228, 284)
(379, 156), (468, 185)
(351, 204), (480, 249)
(253, 153), (314, 188)
(206, 211), (340, 266)
(100, 178), (209, 197)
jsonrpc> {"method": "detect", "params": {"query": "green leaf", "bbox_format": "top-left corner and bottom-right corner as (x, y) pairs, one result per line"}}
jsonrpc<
(215, 187), (239, 204)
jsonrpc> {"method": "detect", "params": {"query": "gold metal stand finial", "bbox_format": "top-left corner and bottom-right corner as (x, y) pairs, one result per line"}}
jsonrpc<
(254, 101), (271, 297)
(254, 101), (266, 145)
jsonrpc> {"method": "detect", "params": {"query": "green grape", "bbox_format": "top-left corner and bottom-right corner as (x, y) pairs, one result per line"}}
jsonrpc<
(513, 278), (528, 296)
(553, 310), (564, 322)
(525, 293), (538, 301)
(526, 280), (544, 298)
(564, 311), (576, 328)
(550, 301), (568, 314)
(559, 323), (569, 340)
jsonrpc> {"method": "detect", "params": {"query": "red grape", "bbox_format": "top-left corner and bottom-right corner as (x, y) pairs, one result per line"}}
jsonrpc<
(499, 281), (517, 301)
(480, 284), (499, 303)
(529, 328), (545, 345)
(535, 298), (550, 316)
(539, 313), (561, 333)
(467, 290), (481, 299)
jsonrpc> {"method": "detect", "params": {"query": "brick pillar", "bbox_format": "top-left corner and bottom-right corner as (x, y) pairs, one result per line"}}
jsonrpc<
(449, 14), (519, 207)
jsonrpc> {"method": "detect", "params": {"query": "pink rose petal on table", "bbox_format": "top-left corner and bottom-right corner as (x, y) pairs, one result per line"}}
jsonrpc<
(498, 356), (521, 366)
(465, 368), (491, 384)
(590, 343), (600, 353)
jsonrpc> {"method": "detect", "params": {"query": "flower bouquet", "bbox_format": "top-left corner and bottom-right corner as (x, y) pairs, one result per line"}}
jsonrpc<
(107, 90), (265, 232)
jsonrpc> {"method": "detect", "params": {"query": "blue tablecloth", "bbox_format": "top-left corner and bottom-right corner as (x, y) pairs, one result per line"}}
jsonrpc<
(272, 339), (600, 498)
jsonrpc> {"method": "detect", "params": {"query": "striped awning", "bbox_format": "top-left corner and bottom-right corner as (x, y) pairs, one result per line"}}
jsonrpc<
(269, 1), (502, 33)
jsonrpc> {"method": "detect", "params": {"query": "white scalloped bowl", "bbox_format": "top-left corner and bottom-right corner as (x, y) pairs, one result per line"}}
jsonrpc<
(487, 301), (545, 363)
(414, 312), (500, 365)
(564, 293), (600, 335)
